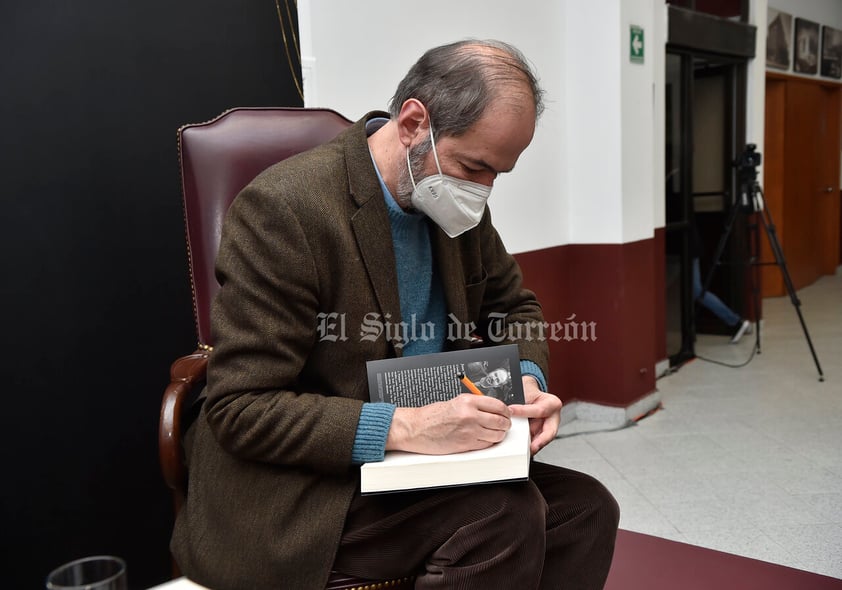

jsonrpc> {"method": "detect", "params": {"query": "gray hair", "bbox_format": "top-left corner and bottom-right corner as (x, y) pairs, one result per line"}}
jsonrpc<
(388, 39), (544, 139)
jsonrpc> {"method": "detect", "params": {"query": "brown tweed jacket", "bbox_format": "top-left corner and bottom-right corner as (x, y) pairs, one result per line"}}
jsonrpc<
(170, 112), (549, 590)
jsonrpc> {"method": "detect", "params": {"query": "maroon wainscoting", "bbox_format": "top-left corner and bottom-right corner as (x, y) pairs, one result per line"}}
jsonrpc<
(653, 227), (666, 362)
(513, 244), (571, 397)
(515, 237), (657, 408)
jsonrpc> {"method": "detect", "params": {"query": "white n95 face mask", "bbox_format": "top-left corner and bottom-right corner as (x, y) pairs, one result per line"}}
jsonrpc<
(407, 126), (492, 238)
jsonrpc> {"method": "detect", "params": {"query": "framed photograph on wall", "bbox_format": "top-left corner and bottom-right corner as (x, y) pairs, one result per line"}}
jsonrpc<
(766, 8), (792, 70)
(821, 26), (842, 79)
(794, 17), (820, 75)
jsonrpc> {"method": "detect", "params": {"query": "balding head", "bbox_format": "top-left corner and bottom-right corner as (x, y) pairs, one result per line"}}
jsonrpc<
(388, 39), (544, 139)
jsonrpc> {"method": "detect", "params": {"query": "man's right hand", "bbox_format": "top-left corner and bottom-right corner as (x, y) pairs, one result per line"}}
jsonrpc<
(385, 394), (512, 455)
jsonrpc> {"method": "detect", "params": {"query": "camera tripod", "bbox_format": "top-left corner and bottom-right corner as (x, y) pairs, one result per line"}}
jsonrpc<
(701, 147), (824, 382)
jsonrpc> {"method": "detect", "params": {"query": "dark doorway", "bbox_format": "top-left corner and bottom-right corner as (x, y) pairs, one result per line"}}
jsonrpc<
(663, 4), (756, 366)
(665, 50), (750, 365)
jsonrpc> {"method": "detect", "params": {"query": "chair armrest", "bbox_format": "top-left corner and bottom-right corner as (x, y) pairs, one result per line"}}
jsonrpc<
(159, 351), (209, 514)
(159, 350), (418, 587)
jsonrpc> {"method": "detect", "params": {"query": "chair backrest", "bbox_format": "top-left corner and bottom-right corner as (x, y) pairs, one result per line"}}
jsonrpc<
(178, 107), (353, 348)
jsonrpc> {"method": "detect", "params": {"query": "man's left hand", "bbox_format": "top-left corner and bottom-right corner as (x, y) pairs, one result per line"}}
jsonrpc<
(509, 377), (562, 455)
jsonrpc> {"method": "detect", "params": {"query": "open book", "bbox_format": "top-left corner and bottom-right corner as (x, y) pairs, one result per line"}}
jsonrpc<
(360, 344), (531, 494)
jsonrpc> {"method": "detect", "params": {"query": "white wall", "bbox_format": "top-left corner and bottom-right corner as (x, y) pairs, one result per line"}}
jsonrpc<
(564, 0), (663, 244)
(299, 0), (665, 252)
(771, 0), (842, 30)
(299, 1), (842, 247)
(620, 0), (657, 243)
(652, 1), (668, 230)
(748, 0), (767, 173)
(563, 2), (623, 245)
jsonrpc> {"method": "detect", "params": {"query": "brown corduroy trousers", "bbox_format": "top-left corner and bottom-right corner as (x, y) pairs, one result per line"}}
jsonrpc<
(334, 461), (620, 589)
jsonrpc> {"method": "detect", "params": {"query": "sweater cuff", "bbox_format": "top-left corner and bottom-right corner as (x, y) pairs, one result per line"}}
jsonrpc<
(520, 360), (547, 392)
(351, 403), (396, 465)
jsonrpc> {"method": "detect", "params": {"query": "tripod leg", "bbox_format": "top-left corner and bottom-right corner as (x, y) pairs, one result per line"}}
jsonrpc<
(756, 195), (825, 381)
(748, 211), (762, 354)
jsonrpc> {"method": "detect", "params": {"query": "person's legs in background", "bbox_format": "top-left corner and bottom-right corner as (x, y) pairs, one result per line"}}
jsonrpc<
(692, 258), (751, 343)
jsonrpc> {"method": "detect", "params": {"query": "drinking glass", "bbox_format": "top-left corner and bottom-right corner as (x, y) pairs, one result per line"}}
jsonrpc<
(46, 555), (127, 590)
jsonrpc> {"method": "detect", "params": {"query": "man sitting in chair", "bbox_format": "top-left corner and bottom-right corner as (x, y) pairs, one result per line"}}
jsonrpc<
(172, 39), (619, 590)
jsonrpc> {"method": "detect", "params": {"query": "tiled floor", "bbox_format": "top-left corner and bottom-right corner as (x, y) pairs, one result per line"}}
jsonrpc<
(537, 268), (842, 580)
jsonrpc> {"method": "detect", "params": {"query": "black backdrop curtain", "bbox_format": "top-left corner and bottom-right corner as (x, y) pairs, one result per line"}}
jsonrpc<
(0, 2), (302, 587)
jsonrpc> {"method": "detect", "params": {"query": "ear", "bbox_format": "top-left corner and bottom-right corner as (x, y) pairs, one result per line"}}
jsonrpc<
(396, 99), (430, 148)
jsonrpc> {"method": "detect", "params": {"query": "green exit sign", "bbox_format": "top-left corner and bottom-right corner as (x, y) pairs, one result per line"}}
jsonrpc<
(630, 25), (644, 64)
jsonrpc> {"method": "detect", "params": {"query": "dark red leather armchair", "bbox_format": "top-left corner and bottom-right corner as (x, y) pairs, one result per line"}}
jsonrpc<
(159, 107), (415, 589)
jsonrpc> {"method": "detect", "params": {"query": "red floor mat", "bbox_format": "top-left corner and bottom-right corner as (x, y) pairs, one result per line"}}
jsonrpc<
(605, 529), (842, 590)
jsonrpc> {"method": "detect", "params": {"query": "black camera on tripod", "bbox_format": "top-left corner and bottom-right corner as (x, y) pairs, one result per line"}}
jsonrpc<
(733, 144), (762, 211)
(734, 143), (762, 171)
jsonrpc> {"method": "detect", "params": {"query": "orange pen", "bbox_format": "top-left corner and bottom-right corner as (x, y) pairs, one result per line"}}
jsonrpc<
(457, 372), (484, 396)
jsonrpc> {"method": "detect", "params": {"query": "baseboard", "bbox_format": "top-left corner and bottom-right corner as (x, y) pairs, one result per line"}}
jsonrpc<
(655, 358), (670, 378)
(556, 391), (662, 437)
